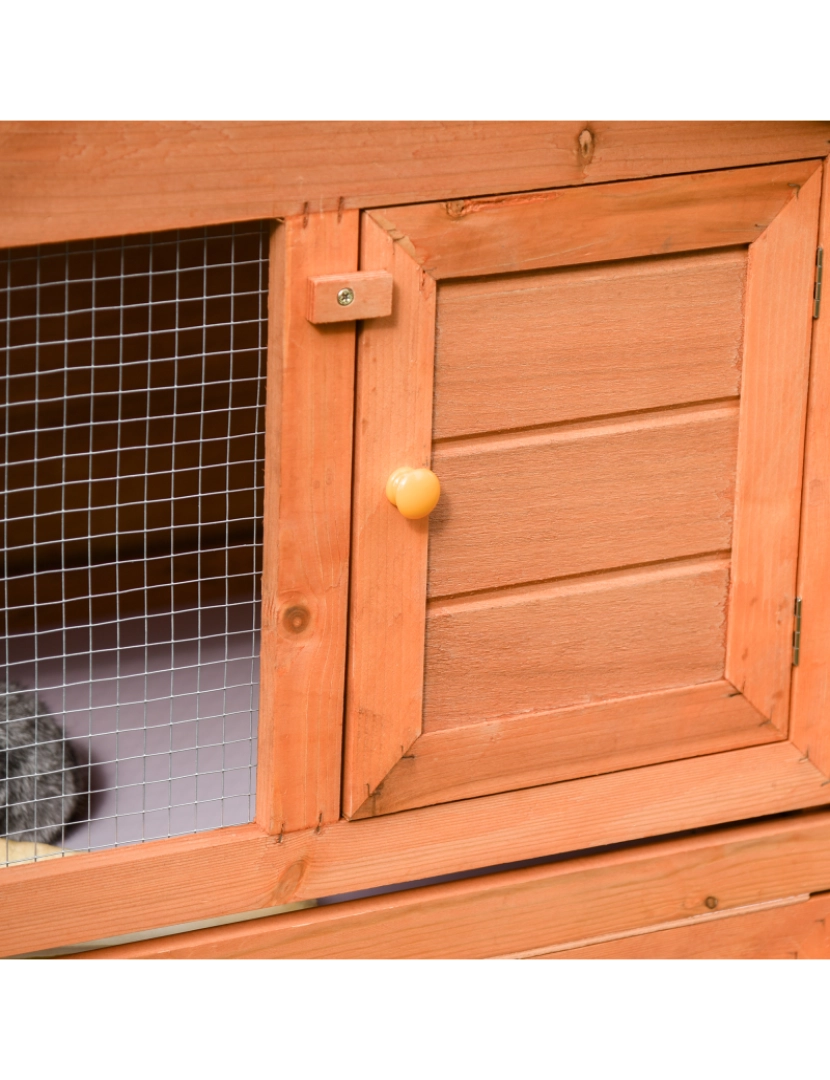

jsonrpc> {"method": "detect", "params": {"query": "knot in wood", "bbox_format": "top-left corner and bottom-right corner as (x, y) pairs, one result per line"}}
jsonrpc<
(578, 128), (595, 164)
(444, 200), (467, 220)
(283, 604), (311, 634)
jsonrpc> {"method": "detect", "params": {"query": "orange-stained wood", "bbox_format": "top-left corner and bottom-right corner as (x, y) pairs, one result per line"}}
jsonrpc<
(256, 210), (358, 834)
(428, 403), (739, 598)
(791, 162), (830, 773)
(3, 740), (830, 957)
(306, 271), (393, 324)
(543, 893), (830, 959)
(73, 809), (830, 959)
(343, 215), (436, 816)
(3, 123), (830, 249)
(369, 161), (818, 281)
(345, 157), (825, 820)
(725, 166), (823, 729)
(355, 681), (778, 818)
(423, 558), (730, 730)
(433, 249), (746, 439)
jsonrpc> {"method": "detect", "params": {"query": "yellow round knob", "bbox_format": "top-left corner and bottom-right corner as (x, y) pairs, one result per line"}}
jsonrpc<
(386, 466), (441, 519)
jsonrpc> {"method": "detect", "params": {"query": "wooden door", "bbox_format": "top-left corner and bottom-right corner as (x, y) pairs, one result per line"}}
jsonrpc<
(345, 161), (823, 821)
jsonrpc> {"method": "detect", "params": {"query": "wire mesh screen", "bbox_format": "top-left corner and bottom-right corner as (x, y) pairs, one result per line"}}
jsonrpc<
(1, 221), (270, 865)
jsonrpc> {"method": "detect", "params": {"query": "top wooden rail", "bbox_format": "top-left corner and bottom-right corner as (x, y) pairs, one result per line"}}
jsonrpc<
(2, 122), (830, 248)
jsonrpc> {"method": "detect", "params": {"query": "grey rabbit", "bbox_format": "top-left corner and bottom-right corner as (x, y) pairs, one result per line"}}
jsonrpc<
(1, 681), (83, 844)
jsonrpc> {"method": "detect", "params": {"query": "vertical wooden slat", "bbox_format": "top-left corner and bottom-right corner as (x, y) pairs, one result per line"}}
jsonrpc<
(256, 211), (359, 835)
(725, 164), (822, 729)
(791, 160), (830, 771)
(343, 216), (436, 816)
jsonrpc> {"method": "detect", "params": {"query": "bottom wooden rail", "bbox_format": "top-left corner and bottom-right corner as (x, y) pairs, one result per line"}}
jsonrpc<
(78, 808), (830, 958)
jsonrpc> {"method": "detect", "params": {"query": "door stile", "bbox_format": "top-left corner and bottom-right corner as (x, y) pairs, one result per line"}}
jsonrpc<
(256, 210), (360, 835)
(791, 158), (830, 772)
(725, 165), (823, 731)
(343, 215), (437, 817)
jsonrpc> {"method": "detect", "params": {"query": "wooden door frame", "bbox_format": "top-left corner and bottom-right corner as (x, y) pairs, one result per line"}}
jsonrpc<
(345, 161), (825, 818)
(3, 123), (830, 959)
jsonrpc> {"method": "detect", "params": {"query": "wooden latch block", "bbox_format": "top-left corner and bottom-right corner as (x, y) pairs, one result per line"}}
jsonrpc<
(307, 271), (393, 324)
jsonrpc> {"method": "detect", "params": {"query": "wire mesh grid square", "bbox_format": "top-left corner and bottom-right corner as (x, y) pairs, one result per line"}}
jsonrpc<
(1, 221), (270, 866)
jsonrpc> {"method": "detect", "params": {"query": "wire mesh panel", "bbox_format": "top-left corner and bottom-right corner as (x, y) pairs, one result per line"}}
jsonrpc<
(1, 222), (270, 864)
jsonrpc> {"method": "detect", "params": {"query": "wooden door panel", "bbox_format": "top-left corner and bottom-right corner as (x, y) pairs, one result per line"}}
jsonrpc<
(428, 403), (738, 598)
(424, 558), (729, 730)
(345, 160), (823, 820)
(433, 249), (746, 439)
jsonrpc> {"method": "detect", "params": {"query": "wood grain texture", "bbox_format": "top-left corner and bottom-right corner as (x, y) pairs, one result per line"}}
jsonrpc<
(74, 810), (830, 959)
(343, 215), (436, 815)
(3, 123), (829, 249)
(371, 161), (819, 281)
(355, 681), (778, 817)
(544, 893), (830, 958)
(428, 403), (739, 598)
(3, 740), (830, 956)
(306, 271), (393, 324)
(423, 557), (730, 730)
(256, 211), (358, 835)
(433, 249), (746, 439)
(725, 166), (823, 730)
(790, 162), (830, 774)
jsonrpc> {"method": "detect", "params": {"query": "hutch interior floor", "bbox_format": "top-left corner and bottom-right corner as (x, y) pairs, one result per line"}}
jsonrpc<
(4, 595), (259, 853)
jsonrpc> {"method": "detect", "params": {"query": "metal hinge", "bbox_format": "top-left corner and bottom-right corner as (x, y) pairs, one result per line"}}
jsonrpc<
(815, 247), (823, 319)
(793, 596), (803, 666)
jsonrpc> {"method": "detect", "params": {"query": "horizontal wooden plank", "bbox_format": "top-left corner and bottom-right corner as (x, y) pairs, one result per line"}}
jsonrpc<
(545, 893), (830, 959)
(357, 681), (778, 817)
(424, 557), (730, 730)
(2, 740), (830, 956)
(373, 161), (820, 281)
(428, 403), (738, 598)
(76, 810), (830, 958)
(3, 123), (829, 249)
(433, 249), (746, 439)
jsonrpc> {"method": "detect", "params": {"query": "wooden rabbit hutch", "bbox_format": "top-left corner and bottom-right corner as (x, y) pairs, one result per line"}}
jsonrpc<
(4, 122), (830, 959)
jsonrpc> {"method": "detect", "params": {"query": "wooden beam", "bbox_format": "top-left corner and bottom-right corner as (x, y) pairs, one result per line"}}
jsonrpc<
(791, 160), (830, 771)
(726, 166), (822, 728)
(74, 809), (830, 958)
(256, 210), (358, 834)
(3, 740), (830, 957)
(2, 122), (829, 248)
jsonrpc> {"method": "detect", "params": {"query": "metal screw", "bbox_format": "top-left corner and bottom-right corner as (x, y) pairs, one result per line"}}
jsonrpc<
(337, 287), (355, 307)
(704, 896), (718, 910)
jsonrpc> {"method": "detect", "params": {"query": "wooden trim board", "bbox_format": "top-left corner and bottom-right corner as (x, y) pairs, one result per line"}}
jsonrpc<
(71, 808), (830, 958)
(369, 161), (819, 279)
(256, 210), (359, 834)
(2, 123), (830, 249)
(791, 158), (830, 771)
(725, 166), (822, 727)
(3, 739), (830, 957)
